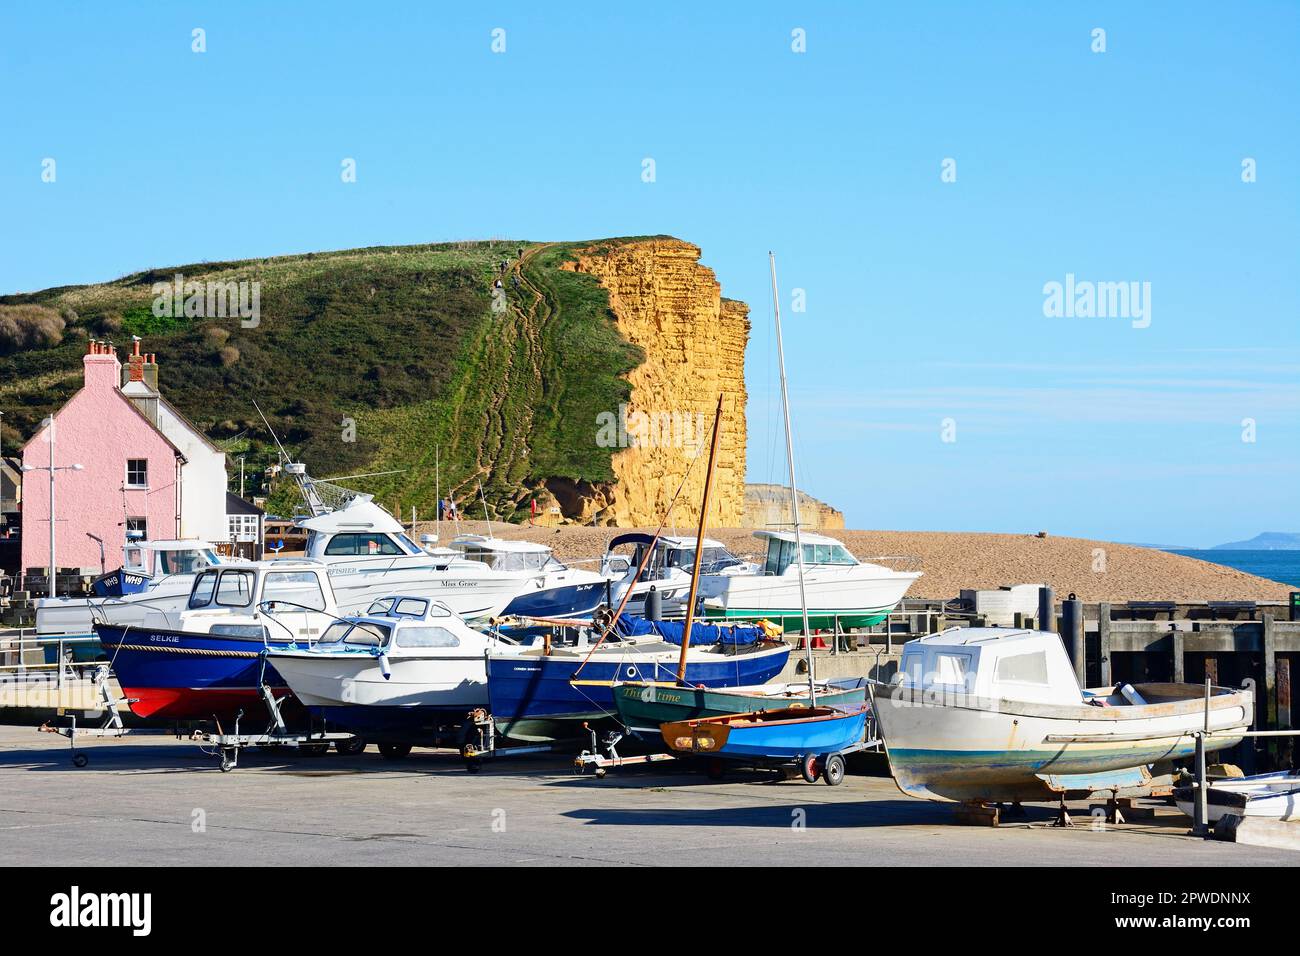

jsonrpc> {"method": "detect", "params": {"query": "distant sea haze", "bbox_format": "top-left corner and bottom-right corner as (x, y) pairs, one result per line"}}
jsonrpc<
(1166, 550), (1300, 589)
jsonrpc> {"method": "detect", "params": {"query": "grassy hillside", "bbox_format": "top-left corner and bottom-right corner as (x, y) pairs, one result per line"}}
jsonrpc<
(0, 240), (647, 520)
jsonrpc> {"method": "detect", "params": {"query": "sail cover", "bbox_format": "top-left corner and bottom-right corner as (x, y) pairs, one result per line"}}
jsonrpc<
(613, 616), (767, 647)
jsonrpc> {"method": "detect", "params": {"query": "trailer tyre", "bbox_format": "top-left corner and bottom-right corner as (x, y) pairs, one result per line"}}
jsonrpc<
(822, 753), (846, 786)
(72, 753), (88, 768)
(335, 737), (366, 755)
(800, 753), (820, 783)
(378, 742), (413, 761)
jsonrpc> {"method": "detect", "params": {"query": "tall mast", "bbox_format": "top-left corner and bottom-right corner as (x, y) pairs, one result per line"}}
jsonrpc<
(675, 393), (725, 683)
(435, 445), (441, 543)
(769, 252), (816, 704)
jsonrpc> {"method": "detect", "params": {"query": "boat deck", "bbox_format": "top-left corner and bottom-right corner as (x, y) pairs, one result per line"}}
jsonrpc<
(0, 725), (1292, 866)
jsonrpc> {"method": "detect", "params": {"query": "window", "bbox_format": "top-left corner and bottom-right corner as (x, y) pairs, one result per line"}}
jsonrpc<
(322, 533), (404, 556)
(189, 570), (218, 609)
(994, 651), (1049, 685)
(228, 514), (259, 543)
(215, 569), (255, 607)
(158, 548), (217, 575)
(125, 516), (147, 540)
(933, 653), (971, 686)
(397, 626), (460, 649)
(208, 624), (268, 640)
(125, 459), (148, 488)
(262, 571), (326, 611)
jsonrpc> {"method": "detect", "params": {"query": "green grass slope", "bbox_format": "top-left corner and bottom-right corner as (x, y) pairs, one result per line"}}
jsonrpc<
(0, 240), (648, 520)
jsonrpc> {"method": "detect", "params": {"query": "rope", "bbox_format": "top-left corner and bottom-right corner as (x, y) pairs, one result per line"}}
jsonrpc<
(97, 642), (260, 659)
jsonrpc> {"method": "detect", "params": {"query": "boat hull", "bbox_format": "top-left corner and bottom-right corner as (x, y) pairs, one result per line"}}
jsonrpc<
(500, 580), (611, 620)
(95, 624), (295, 721)
(704, 569), (920, 631)
(613, 677), (867, 738)
(872, 682), (1253, 803)
(1174, 772), (1300, 823)
(661, 705), (868, 760)
(486, 643), (791, 741)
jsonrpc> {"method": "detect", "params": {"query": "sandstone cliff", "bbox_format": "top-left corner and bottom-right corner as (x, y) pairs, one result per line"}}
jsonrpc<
(559, 238), (749, 527)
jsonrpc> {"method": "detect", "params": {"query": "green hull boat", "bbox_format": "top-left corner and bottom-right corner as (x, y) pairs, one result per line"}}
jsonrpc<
(613, 677), (868, 739)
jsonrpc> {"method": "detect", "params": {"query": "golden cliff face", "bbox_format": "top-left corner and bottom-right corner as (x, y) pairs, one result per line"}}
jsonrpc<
(561, 238), (749, 527)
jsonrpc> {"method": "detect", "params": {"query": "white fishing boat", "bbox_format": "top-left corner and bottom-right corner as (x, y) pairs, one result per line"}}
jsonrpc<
(1174, 771), (1300, 823)
(600, 533), (756, 612)
(700, 530), (921, 631)
(266, 595), (510, 744)
(449, 534), (614, 620)
(872, 627), (1254, 803)
(298, 498), (538, 619)
(35, 539), (225, 637)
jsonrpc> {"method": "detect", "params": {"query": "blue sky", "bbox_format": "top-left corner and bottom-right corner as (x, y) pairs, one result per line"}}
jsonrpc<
(2, 2), (1296, 545)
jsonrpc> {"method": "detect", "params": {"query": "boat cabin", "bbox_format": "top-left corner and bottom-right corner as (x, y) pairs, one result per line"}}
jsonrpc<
(602, 533), (746, 580)
(314, 595), (483, 652)
(895, 628), (1083, 706)
(298, 499), (426, 560)
(754, 530), (858, 576)
(449, 535), (562, 573)
(185, 561), (335, 614)
(123, 539), (223, 578)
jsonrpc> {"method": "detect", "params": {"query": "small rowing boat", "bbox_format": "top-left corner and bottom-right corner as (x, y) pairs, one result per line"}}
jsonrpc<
(660, 704), (868, 760)
(1174, 771), (1300, 823)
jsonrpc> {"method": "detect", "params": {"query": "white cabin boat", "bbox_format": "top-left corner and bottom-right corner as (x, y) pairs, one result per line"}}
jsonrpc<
(298, 499), (538, 619)
(873, 627), (1254, 803)
(35, 539), (224, 636)
(600, 533), (756, 612)
(700, 530), (921, 631)
(449, 535), (612, 620)
(266, 595), (510, 742)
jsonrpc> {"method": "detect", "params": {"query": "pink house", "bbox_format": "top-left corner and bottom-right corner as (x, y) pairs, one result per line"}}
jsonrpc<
(21, 341), (185, 581)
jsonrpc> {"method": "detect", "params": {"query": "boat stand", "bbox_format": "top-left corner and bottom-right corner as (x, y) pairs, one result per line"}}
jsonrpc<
(199, 685), (354, 772)
(1050, 796), (1074, 828)
(37, 665), (147, 767)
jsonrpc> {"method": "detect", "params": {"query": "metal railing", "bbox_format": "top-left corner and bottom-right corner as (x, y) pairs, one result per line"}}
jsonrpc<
(0, 630), (105, 693)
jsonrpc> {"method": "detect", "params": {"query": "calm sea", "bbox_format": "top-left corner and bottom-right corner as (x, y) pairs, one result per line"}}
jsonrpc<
(1167, 550), (1300, 589)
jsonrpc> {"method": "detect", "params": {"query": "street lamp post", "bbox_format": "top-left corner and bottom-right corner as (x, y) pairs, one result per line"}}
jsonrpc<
(21, 416), (83, 599)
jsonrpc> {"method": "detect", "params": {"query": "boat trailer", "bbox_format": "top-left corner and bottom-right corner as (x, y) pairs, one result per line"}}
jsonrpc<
(572, 724), (881, 784)
(37, 666), (355, 772)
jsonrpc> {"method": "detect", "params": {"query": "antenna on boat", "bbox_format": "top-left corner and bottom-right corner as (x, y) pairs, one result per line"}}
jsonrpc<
(769, 252), (816, 705)
(675, 392), (725, 683)
(435, 445), (441, 544)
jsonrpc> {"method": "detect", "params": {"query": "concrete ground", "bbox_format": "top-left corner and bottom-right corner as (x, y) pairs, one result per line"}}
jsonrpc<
(0, 726), (1294, 866)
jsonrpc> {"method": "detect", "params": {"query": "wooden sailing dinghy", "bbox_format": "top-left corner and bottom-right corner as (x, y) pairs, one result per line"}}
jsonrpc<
(660, 703), (868, 761)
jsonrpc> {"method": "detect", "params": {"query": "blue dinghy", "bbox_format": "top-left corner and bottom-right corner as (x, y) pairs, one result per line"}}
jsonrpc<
(660, 703), (868, 761)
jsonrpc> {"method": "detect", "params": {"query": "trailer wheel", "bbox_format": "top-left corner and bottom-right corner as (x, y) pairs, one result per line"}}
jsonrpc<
(335, 737), (366, 755)
(594, 767), (608, 779)
(464, 758), (482, 774)
(300, 742), (330, 756)
(72, 753), (89, 768)
(378, 742), (413, 761)
(822, 753), (846, 786)
(220, 749), (237, 772)
(800, 753), (820, 783)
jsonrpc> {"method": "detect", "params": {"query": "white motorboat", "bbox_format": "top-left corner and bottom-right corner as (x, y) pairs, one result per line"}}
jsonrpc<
(449, 535), (614, 620)
(298, 498), (540, 619)
(872, 627), (1254, 803)
(600, 533), (756, 613)
(1174, 771), (1300, 823)
(35, 539), (225, 637)
(700, 530), (921, 631)
(266, 595), (510, 743)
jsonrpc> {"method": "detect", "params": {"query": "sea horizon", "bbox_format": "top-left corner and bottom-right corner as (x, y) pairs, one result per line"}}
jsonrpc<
(1165, 549), (1300, 590)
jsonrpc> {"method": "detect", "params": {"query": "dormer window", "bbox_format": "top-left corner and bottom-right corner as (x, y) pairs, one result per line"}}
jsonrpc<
(125, 459), (148, 489)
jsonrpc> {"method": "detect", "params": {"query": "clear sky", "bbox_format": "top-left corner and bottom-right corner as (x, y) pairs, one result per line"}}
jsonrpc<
(2, 2), (1296, 545)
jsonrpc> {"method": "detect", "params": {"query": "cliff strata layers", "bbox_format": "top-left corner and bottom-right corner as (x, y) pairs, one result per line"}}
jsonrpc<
(559, 238), (749, 527)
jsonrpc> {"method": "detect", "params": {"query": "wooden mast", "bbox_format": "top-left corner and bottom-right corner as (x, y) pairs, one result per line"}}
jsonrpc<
(675, 392), (725, 683)
(769, 252), (816, 705)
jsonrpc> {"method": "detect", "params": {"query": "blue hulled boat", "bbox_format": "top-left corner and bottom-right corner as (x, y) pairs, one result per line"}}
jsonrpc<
(485, 619), (790, 741)
(659, 704), (868, 761)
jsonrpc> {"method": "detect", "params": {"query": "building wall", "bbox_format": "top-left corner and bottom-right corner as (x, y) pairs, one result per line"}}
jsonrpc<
(156, 403), (228, 544)
(20, 350), (179, 575)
